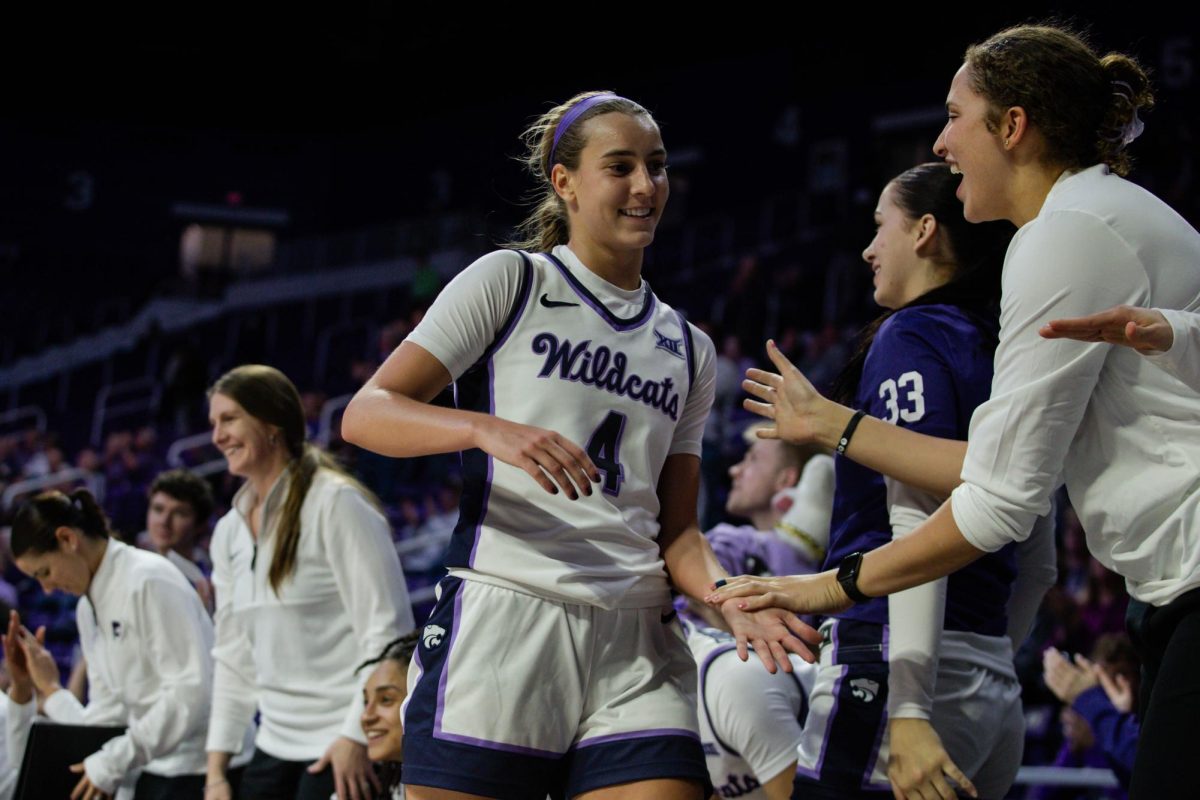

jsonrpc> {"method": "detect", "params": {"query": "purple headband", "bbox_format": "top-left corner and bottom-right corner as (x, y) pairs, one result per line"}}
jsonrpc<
(548, 93), (626, 173)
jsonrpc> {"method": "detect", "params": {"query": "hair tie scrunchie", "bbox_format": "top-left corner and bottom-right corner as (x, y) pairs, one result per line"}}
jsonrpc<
(1107, 80), (1145, 147)
(547, 93), (626, 175)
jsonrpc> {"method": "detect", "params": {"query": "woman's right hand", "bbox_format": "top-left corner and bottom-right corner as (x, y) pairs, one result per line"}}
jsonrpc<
(473, 417), (600, 500)
(743, 340), (852, 449)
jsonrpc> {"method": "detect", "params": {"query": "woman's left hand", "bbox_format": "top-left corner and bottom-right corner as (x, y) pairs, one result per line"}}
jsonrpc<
(308, 736), (381, 800)
(17, 624), (62, 696)
(716, 599), (822, 673)
(705, 572), (853, 617)
(68, 763), (111, 800)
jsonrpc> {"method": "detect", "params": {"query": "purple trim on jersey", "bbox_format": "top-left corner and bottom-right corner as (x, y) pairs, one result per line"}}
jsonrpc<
(795, 664), (849, 780)
(674, 309), (695, 389)
(698, 643), (740, 756)
(433, 584), (466, 735)
(575, 728), (700, 749)
(542, 252), (657, 332)
(432, 730), (562, 758)
(861, 702), (891, 791)
(831, 618), (840, 663)
(480, 251), (534, 362)
(401, 635), (427, 724)
(466, 253), (533, 568)
(466, 361), (497, 568)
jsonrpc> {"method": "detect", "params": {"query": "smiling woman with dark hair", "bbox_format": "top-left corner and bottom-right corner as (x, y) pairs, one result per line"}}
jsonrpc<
(5, 488), (216, 800)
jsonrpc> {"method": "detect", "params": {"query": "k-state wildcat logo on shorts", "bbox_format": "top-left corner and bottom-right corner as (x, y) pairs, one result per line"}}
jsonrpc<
(423, 624), (447, 649)
(850, 678), (879, 703)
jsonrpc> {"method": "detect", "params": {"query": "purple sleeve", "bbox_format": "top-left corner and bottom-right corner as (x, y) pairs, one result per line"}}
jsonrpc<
(1073, 686), (1138, 786)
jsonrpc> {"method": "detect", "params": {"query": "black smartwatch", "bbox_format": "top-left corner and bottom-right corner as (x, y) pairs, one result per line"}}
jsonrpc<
(836, 551), (871, 604)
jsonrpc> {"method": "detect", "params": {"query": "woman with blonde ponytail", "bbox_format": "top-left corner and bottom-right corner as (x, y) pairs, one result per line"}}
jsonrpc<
(204, 365), (414, 800)
(343, 91), (817, 800)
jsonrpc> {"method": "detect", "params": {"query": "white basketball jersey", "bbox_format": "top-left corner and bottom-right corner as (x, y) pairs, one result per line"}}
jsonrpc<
(444, 248), (710, 609)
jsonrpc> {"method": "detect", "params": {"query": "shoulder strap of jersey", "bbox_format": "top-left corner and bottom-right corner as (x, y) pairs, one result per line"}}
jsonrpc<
(674, 309), (696, 392)
(476, 250), (534, 365)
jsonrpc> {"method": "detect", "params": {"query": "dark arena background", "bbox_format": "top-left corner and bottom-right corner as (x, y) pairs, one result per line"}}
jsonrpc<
(1, 5), (1196, 797)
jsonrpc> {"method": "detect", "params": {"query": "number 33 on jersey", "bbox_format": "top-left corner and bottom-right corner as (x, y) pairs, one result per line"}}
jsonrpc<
(878, 371), (925, 424)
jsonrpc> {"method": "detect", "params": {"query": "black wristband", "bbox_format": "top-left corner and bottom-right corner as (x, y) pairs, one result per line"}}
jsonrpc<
(836, 551), (871, 604)
(836, 410), (867, 456)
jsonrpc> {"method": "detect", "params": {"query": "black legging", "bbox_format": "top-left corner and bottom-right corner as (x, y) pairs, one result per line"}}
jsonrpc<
(1127, 586), (1200, 800)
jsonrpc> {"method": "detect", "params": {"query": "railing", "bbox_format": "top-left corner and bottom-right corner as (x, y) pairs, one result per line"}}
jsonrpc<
(316, 394), (354, 449)
(91, 378), (160, 446)
(0, 405), (47, 437)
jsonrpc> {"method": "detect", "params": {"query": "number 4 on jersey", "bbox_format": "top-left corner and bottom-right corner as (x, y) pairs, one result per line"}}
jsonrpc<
(586, 411), (627, 496)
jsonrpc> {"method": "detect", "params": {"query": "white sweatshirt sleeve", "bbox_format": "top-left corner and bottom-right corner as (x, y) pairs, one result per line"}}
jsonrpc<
(952, 210), (1151, 552)
(206, 518), (260, 756)
(317, 484), (416, 744)
(76, 578), (212, 793)
(1144, 308), (1200, 392)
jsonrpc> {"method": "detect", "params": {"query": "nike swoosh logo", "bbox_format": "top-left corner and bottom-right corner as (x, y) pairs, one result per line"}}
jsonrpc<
(540, 293), (579, 308)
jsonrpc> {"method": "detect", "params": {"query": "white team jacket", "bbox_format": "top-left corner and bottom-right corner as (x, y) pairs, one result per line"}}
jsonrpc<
(18, 540), (214, 793)
(207, 467), (414, 760)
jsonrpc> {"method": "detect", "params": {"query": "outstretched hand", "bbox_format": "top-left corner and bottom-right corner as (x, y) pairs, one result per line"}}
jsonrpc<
(706, 571), (853, 618)
(743, 340), (851, 448)
(716, 599), (821, 673)
(1039, 305), (1173, 354)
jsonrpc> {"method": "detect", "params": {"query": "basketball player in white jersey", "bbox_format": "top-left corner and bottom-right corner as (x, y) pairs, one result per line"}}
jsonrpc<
(343, 92), (818, 800)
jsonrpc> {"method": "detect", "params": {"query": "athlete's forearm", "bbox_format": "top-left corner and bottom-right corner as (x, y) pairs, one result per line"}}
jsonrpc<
(656, 453), (724, 599)
(661, 523), (726, 601)
(857, 500), (984, 598)
(842, 416), (967, 497)
(342, 339), (486, 458)
(342, 382), (486, 458)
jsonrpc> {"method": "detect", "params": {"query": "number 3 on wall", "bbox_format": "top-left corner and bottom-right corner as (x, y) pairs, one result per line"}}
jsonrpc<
(878, 371), (926, 424)
(585, 411), (627, 496)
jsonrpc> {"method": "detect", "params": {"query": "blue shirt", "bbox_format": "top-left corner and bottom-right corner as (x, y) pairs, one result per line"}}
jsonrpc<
(824, 304), (1016, 635)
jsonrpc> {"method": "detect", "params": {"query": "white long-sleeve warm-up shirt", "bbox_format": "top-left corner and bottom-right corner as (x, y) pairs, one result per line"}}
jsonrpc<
(207, 467), (414, 761)
(951, 165), (1200, 606)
